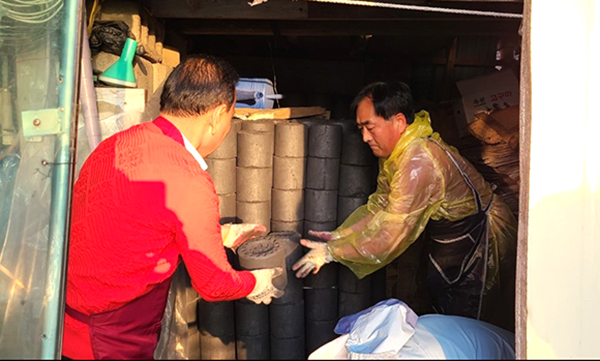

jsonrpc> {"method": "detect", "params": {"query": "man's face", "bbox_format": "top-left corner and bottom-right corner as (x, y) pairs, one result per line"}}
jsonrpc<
(356, 97), (406, 158)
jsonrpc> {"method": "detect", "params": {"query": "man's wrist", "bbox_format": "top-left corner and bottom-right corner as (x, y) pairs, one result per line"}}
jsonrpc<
(325, 243), (336, 263)
(331, 228), (351, 239)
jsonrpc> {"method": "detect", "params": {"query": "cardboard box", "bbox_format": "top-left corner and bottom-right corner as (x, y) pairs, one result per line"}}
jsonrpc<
(455, 69), (519, 137)
(468, 105), (520, 150)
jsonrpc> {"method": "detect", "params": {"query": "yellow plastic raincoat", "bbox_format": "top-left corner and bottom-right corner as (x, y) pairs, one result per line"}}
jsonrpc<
(328, 111), (517, 327)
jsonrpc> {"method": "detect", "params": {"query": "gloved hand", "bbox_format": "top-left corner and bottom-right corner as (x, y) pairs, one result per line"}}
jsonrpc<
(292, 239), (335, 278)
(222, 223), (267, 251)
(246, 267), (285, 305)
(307, 230), (335, 241)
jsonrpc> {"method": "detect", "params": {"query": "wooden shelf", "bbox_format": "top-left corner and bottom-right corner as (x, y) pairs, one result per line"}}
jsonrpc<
(234, 106), (327, 121)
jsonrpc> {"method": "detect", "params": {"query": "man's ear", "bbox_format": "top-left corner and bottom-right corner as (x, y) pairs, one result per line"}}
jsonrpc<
(394, 113), (408, 132)
(209, 103), (229, 132)
(214, 103), (228, 118)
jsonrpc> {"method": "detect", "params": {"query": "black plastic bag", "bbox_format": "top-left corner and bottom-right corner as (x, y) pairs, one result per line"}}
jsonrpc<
(89, 20), (134, 56)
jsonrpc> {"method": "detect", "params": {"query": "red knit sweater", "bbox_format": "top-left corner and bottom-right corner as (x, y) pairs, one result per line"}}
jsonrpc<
(63, 118), (255, 359)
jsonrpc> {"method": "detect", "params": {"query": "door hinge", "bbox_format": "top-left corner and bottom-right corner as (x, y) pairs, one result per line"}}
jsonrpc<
(21, 108), (62, 137)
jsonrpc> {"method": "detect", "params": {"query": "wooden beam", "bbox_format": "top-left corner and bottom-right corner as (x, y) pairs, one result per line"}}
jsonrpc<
(442, 36), (459, 100)
(305, 1), (523, 20)
(406, 0), (522, 2)
(422, 56), (497, 67)
(174, 19), (521, 36)
(415, 0), (522, 2)
(515, 0), (531, 357)
(145, 0), (308, 19)
(144, 0), (522, 20)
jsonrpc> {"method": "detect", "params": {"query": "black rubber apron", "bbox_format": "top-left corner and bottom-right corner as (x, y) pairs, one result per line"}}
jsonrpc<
(426, 139), (493, 320)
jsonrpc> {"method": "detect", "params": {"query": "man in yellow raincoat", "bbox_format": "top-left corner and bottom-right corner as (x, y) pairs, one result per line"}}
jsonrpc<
(293, 81), (517, 331)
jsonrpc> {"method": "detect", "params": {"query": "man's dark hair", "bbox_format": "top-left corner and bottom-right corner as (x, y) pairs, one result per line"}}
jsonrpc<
(350, 81), (415, 124)
(160, 54), (239, 117)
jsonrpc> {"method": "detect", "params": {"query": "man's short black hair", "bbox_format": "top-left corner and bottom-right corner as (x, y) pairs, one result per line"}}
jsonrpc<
(350, 81), (415, 124)
(160, 54), (239, 117)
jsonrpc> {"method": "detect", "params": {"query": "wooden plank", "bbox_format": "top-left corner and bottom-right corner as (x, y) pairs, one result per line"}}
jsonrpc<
(145, 0), (308, 19)
(234, 106), (327, 120)
(442, 37), (459, 100)
(515, 0), (531, 358)
(175, 19), (521, 36)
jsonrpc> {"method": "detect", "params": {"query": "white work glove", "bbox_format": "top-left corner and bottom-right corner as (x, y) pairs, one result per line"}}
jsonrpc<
(222, 223), (267, 251)
(246, 267), (285, 305)
(292, 239), (335, 278)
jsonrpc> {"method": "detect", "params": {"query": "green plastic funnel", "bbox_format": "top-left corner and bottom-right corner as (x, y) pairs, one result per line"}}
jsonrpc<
(99, 38), (137, 88)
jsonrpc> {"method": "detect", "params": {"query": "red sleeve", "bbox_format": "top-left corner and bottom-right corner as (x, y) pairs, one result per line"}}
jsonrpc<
(170, 172), (256, 301)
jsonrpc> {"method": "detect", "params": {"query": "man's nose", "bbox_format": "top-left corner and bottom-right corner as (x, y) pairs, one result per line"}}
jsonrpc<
(361, 128), (372, 143)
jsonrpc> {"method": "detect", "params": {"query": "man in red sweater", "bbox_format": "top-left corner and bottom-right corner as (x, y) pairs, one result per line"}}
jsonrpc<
(63, 55), (282, 360)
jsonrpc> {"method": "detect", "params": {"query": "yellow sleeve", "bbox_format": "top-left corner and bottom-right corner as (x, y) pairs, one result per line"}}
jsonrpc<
(327, 141), (444, 278)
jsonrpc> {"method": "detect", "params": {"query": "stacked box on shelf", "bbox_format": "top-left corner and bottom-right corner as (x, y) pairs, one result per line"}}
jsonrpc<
(158, 264), (201, 360)
(268, 134), (301, 354)
(335, 122), (383, 318)
(337, 266), (373, 319)
(271, 121), (307, 235)
(336, 120), (377, 224)
(304, 122), (342, 232)
(198, 299), (236, 360)
(207, 118), (241, 224)
(201, 121), (241, 359)
(236, 120), (275, 232)
(234, 299), (270, 360)
(197, 249), (238, 359)
(269, 231), (306, 360)
(303, 260), (339, 356)
(301, 121), (343, 355)
(235, 235), (289, 360)
(95, 0), (180, 98)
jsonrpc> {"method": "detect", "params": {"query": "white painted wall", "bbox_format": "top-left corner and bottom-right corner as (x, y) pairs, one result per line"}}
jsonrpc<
(527, 0), (600, 358)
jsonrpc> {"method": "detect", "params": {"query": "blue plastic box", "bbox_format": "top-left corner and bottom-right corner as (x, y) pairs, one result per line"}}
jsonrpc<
(235, 78), (283, 109)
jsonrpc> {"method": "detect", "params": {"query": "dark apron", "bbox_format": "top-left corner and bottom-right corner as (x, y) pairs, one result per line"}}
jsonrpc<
(65, 278), (172, 360)
(426, 139), (493, 320)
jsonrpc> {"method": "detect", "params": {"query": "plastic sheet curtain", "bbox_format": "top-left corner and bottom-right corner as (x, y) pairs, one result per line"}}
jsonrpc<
(0, 0), (83, 358)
